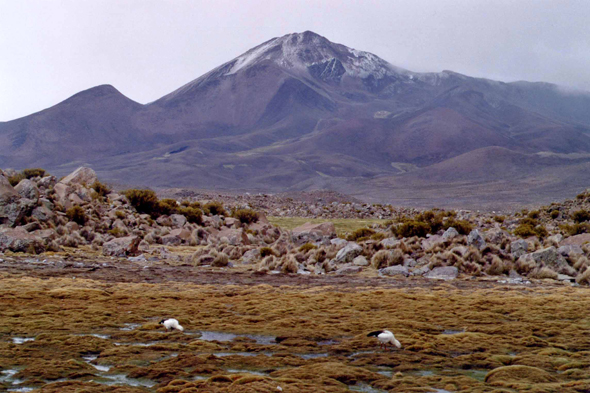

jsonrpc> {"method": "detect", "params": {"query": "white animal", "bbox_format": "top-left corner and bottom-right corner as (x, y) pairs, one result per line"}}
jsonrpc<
(159, 318), (184, 332)
(367, 330), (401, 350)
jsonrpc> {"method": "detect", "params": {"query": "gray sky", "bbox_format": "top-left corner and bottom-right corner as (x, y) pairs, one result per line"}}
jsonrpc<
(1, 0), (589, 121)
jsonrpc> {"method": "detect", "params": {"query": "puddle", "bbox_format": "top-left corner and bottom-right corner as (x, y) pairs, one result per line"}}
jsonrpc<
(442, 329), (465, 335)
(297, 353), (329, 359)
(120, 323), (142, 331)
(195, 331), (276, 345)
(113, 341), (160, 347)
(225, 369), (268, 376)
(348, 351), (374, 357)
(101, 374), (156, 388)
(76, 333), (110, 340)
(1, 369), (19, 382)
(349, 383), (387, 393)
(7, 388), (35, 392)
(212, 351), (273, 357)
(318, 339), (339, 345)
(11, 337), (35, 344)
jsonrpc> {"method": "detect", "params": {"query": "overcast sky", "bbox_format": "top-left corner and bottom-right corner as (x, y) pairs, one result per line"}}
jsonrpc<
(1, 0), (589, 121)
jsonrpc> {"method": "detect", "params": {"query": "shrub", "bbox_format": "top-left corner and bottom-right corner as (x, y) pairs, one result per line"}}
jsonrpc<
(115, 210), (126, 220)
(513, 224), (547, 238)
(91, 181), (110, 198)
(260, 247), (274, 258)
(123, 189), (160, 216)
(443, 218), (473, 235)
(7, 173), (25, 186)
(528, 210), (540, 219)
(204, 201), (226, 216)
(66, 206), (87, 225)
(572, 209), (590, 223)
(396, 221), (430, 238)
(233, 209), (259, 225)
(560, 223), (590, 236)
(23, 168), (45, 179)
(299, 243), (317, 253)
(493, 216), (505, 223)
(371, 232), (386, 241)
(550, 210), (560, 219)
(158, 199), (179, 216)
(519, 217), (539, 227)
(180, 206), (203, 224)
(347, 227), (376, 241)
(108, 228), (126, 238)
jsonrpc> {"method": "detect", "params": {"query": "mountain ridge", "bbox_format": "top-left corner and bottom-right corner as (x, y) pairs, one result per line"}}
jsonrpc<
(1, 31), (590, 207)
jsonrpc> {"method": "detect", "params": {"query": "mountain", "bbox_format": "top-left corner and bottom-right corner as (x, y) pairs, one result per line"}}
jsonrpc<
(2, 31), (590, 208)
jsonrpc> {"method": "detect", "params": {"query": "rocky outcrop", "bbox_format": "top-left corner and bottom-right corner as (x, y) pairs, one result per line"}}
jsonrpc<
(0, 175), (35, 227)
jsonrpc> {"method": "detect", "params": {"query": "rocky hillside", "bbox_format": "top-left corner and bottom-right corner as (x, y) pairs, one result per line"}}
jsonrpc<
(1, 32), (590, 207)
(1, 166), (589, 286)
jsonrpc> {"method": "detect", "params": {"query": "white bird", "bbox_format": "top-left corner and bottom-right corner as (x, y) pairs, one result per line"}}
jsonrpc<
(367, 330), (401, 350)
(159, 318), (184, 332)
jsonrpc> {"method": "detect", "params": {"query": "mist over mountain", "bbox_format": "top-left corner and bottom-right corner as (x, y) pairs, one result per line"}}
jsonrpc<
(2, 31), (590, 208)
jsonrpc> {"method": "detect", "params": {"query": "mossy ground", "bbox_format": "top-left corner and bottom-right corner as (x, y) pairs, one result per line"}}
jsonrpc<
(1, 271), (589, 392)
(268, 217), (388, 237)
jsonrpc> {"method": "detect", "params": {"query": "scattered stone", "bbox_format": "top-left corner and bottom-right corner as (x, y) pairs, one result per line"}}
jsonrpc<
(352, 255), (369, 266)
(424, 266), (459, 280)
(380, 237), (400, 248)
(441, 227), (459, 241)
(102, 236), (141, 257)
(330, 238), (348, 247)
(467, 229), (486, 250)
(335, 265), (363, 275)
(380, 265), (409, 276)
(510, 239), (529, 258)
(291, 222), (336, 244)
(334, 242), (362, 263)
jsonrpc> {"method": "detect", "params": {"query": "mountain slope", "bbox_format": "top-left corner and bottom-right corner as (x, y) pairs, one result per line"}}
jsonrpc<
(2, 31), (590, 207)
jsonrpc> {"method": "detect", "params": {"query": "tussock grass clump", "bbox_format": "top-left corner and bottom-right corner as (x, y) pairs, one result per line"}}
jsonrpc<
(576, 268), (590, 285)
(203, 201), (226, 216)
(281, 255), (299, 274)
(299, 243), (317, 253)
(232, 208), (259, 224)
(371, 249), (403, 269)
(560, 223), (590, 236)
(260, 247), (275, 258)
(486, 256), (512, 276)
(124, 189), (160, 216)
(107, 228), (126, 238)
(531, 267), (558, 280)
(572, 209), (590, 223)
(212, 252), (229, 267)
(66, 206), (87, 225)
(347, 227), (376, 241)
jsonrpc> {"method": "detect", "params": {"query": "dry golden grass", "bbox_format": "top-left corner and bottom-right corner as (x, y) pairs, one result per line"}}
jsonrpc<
(0, 275), (589, 392)
(267, 217), (387, 237)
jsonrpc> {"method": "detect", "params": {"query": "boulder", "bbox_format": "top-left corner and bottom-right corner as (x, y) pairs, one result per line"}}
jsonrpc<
(330, 238), (348, 247)
(161, 228), (191, 246)
(421, 235), (443, 251)
(156, 215), (174, 227)
(380, 265), (410, 277)
(334, 242), (362, 263)
(102, 236), (141, 257)
(0, 175), (35, 227)
(31, 206), (55, 222)
(441, 227), (459, 241)
(291, 222), (336, 244)
(531, 247), (577, 276)
(37, 175), (57, 189)
(557, 244), (584, 257)
(14, 179), (39, 201)
(240, 249), (259, 264)
(510, 239), (529, 258)
(0, 227), (45, 253)
(352, 255), (369, 266)
(485, 228), (508, 244)
(424, 266), (459, 280)
(60, 167), (97, 186)
(380, 237), (400, 248)
(335, 265), (363, 275)
(170, 214), (187, 228)
(467, 229), (486, 250)
(217, 228), (250, 245)
(560, 233), (590, 247)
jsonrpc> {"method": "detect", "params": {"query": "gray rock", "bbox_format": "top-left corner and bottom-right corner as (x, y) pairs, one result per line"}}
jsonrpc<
(241, 249), (259, 264)
(381, 237), (400, 248)
(334, 242), (362, 263)
(0, 175), (35, 227)
(422, 235), (443, 251)
(31, 206), (55, 222)
(411, 265), (431, 276)
(511, 239), (529, 258)
(102, 236), (141, 257)
(170, 214), (187, 228)
(335, 265), (363, 275)
(560, 233), (590, 246)
(557, 245), (584, 257)
(60, 167), (97, 186)
(380, 265), (410, 276)
(291, 222), (336, 244)
(424, 266), (459, 280)
(450, 246), (469, 257)
(37, 175), (57, 189)
(217, 228), (250, 245)
(14, 179), (39, 201)
(557, 274), (575, 282)
(547, 234), (563, 244)
(0, 227), (45, 253)
(403, 258), (417, 267)
(485, 228), (508, 244)
(442, 227), (459, 241)
(467, 230), (486, 250)
(156, 215), (174, 227)
(352, 255), (369, 266)
(128, 254), (147, 262)
(330, 238), (348, 247)
(531, 247), (577, 276)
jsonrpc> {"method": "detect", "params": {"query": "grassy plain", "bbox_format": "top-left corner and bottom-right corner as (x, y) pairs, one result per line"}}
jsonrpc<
(267, 217), (388, 237)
